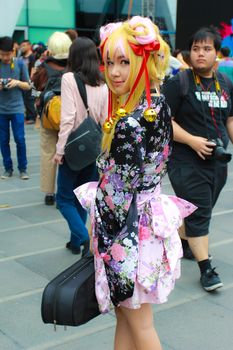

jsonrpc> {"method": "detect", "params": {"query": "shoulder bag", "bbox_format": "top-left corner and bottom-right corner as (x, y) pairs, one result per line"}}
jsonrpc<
(64, 74), (102, 171)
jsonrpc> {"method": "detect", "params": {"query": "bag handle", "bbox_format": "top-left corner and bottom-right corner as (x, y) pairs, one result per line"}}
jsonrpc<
(73, 73), (89, 111)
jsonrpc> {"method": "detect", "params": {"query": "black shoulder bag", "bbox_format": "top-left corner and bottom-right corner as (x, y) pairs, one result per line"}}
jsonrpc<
(64, 73), (102, 171)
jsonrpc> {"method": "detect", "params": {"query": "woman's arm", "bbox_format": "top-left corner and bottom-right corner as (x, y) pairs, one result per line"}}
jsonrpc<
(55, 74), (77, 157)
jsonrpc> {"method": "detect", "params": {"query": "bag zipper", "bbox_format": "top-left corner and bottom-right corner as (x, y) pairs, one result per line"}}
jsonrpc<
(65, 130), (90, 148)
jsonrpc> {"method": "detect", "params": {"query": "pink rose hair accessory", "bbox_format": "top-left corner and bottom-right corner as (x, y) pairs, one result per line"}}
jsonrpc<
(128, 16), (157, 45)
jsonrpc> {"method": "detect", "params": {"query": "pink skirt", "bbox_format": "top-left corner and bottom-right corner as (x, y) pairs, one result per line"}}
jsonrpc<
(74, 182), (196, 313)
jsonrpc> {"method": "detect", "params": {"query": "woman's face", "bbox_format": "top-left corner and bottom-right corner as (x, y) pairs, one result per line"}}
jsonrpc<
(106, 48), (130, 96)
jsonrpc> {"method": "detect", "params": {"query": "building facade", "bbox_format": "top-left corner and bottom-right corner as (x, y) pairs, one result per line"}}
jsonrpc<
(12, 0), (176, 46)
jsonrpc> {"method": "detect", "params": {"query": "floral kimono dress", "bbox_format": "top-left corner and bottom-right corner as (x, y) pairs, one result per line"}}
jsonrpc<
(75, 95), (196, 313)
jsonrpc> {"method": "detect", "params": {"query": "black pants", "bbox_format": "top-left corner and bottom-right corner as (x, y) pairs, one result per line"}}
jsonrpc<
(23, 90), (37, 121)
(168, 161), (227, 237)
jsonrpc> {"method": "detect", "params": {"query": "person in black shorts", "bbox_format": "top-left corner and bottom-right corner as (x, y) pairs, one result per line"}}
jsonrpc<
(163, 26), (233, 292)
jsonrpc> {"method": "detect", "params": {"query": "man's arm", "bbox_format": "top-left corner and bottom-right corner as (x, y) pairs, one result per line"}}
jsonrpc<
(172, 119), (216, 160)
(7, 79), (30, 90)
(4, 79), (30, 91)
(226, 116), (233, 143)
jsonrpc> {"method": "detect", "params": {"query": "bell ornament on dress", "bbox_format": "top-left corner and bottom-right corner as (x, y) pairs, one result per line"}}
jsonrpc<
(116, 108), (127, 118)
(103, 121), (112, 134)
(143, 108), (157, 122)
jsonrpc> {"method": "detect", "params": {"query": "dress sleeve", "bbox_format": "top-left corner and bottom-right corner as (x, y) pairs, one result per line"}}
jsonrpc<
(96, 116), (146, 233)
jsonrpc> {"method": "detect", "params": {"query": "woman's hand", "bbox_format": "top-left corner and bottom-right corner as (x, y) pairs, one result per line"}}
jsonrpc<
(52, 153), (64, 165)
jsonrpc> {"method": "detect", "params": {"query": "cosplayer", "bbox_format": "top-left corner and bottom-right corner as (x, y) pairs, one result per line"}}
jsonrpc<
(75, 16), (196, 350)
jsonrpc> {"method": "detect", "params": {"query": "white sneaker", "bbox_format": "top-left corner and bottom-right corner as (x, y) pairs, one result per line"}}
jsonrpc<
(20, 171), (29, 180)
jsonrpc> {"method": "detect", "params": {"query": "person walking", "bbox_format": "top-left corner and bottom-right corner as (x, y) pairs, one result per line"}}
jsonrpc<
(32, 32), (72, 205)
(163, 26), (233, 292)
(20, 39), (37, 124)
(75, 16), (196, 350)
(53, 37), (108, 256)
(0, 36), (30, 180)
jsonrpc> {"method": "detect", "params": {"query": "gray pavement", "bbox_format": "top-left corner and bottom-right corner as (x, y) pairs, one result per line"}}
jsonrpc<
(0, 124), (233, 350)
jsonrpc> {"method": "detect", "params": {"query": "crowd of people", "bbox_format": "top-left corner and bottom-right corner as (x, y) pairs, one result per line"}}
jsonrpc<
(0, 17), (233, 350)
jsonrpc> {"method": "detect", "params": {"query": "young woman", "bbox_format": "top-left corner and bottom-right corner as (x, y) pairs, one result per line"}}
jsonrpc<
(75, 16), (196, 349)
(53, 37), (108, 256)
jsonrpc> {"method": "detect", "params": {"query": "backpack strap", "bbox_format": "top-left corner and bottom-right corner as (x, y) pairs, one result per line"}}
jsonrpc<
(43, 62), (65, 78)
(178, 69), (190, 97)
(73, 73), (88, 110)
(216, 70), (231, 94)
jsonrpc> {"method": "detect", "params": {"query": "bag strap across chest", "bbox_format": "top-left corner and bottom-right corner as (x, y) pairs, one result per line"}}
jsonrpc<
(73, 73), (89, 111)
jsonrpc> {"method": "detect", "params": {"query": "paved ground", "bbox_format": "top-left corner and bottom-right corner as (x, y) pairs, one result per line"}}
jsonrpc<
(0, 124), (233, 350)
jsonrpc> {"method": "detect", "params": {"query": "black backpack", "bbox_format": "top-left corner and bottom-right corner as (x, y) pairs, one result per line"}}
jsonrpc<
(177, 69), (231, 97)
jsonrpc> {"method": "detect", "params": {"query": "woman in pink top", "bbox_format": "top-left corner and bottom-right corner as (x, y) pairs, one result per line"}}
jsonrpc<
(53, 37), (108, 256)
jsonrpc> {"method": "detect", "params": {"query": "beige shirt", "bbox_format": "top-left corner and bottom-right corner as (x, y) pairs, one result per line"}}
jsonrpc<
(56, 72), (108, 155)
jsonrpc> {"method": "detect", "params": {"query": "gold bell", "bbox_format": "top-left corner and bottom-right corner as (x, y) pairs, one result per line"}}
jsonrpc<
(103, 121), (112, 134)
(116, 108), (127, 118)
(143, 108), (157, 122)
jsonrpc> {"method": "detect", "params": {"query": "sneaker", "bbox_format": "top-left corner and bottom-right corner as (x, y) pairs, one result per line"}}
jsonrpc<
(25, 119), (35, 125)
(20, 171), (29, 180)
(66, 241), (81, 255)
(1, 170), (13, 179)
(200, 267), (223, 292)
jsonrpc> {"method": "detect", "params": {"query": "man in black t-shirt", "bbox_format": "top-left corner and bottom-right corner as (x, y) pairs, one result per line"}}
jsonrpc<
(164, 27), (233, 292)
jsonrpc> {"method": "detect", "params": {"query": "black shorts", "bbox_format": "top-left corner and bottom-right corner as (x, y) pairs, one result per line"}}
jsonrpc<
(168, 162), (227, 237)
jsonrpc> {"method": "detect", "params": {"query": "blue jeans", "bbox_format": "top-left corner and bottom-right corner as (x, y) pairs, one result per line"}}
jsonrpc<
(0, 113), (27, 171)
(56, 160), (98, 248)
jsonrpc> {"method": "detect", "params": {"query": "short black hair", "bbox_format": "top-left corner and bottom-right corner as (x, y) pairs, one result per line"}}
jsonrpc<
(0, 36), (14, 52)
(220, 46), (230, 57)
(188, 26), (222, 51)
(20, 39), (31, 45)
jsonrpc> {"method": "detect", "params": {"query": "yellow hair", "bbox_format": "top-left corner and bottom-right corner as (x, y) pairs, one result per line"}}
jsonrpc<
(101, 18), (170, 151)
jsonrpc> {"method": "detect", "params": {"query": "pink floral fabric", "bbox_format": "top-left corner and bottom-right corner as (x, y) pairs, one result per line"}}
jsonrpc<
(74, 95), (197, 312)
(75, 182), (196, 312)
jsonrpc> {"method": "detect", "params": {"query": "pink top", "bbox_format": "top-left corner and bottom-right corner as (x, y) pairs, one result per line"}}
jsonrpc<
(56, 72), (108, 155)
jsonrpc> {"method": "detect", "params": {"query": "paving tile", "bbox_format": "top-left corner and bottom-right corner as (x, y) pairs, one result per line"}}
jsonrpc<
(155, 296), (233, 350)
(0, 261), (47, 298)
(0, 225), (66, 257)
(0, 293), (115, 349)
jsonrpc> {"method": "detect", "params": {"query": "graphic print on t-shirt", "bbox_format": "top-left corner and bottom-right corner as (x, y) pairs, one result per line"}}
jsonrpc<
(195, 91), (228, 108)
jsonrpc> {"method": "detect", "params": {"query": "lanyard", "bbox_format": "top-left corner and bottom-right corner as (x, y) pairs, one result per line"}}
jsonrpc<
(193, 72), (222, 139)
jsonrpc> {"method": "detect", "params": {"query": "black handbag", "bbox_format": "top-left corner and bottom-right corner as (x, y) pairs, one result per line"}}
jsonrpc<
(41, 255), (100, 328)
(64, 74), (102, 171)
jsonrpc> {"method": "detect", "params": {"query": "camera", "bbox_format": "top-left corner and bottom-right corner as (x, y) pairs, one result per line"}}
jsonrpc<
(0, 78), (11, 91)
(207, 138), (232, 163)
